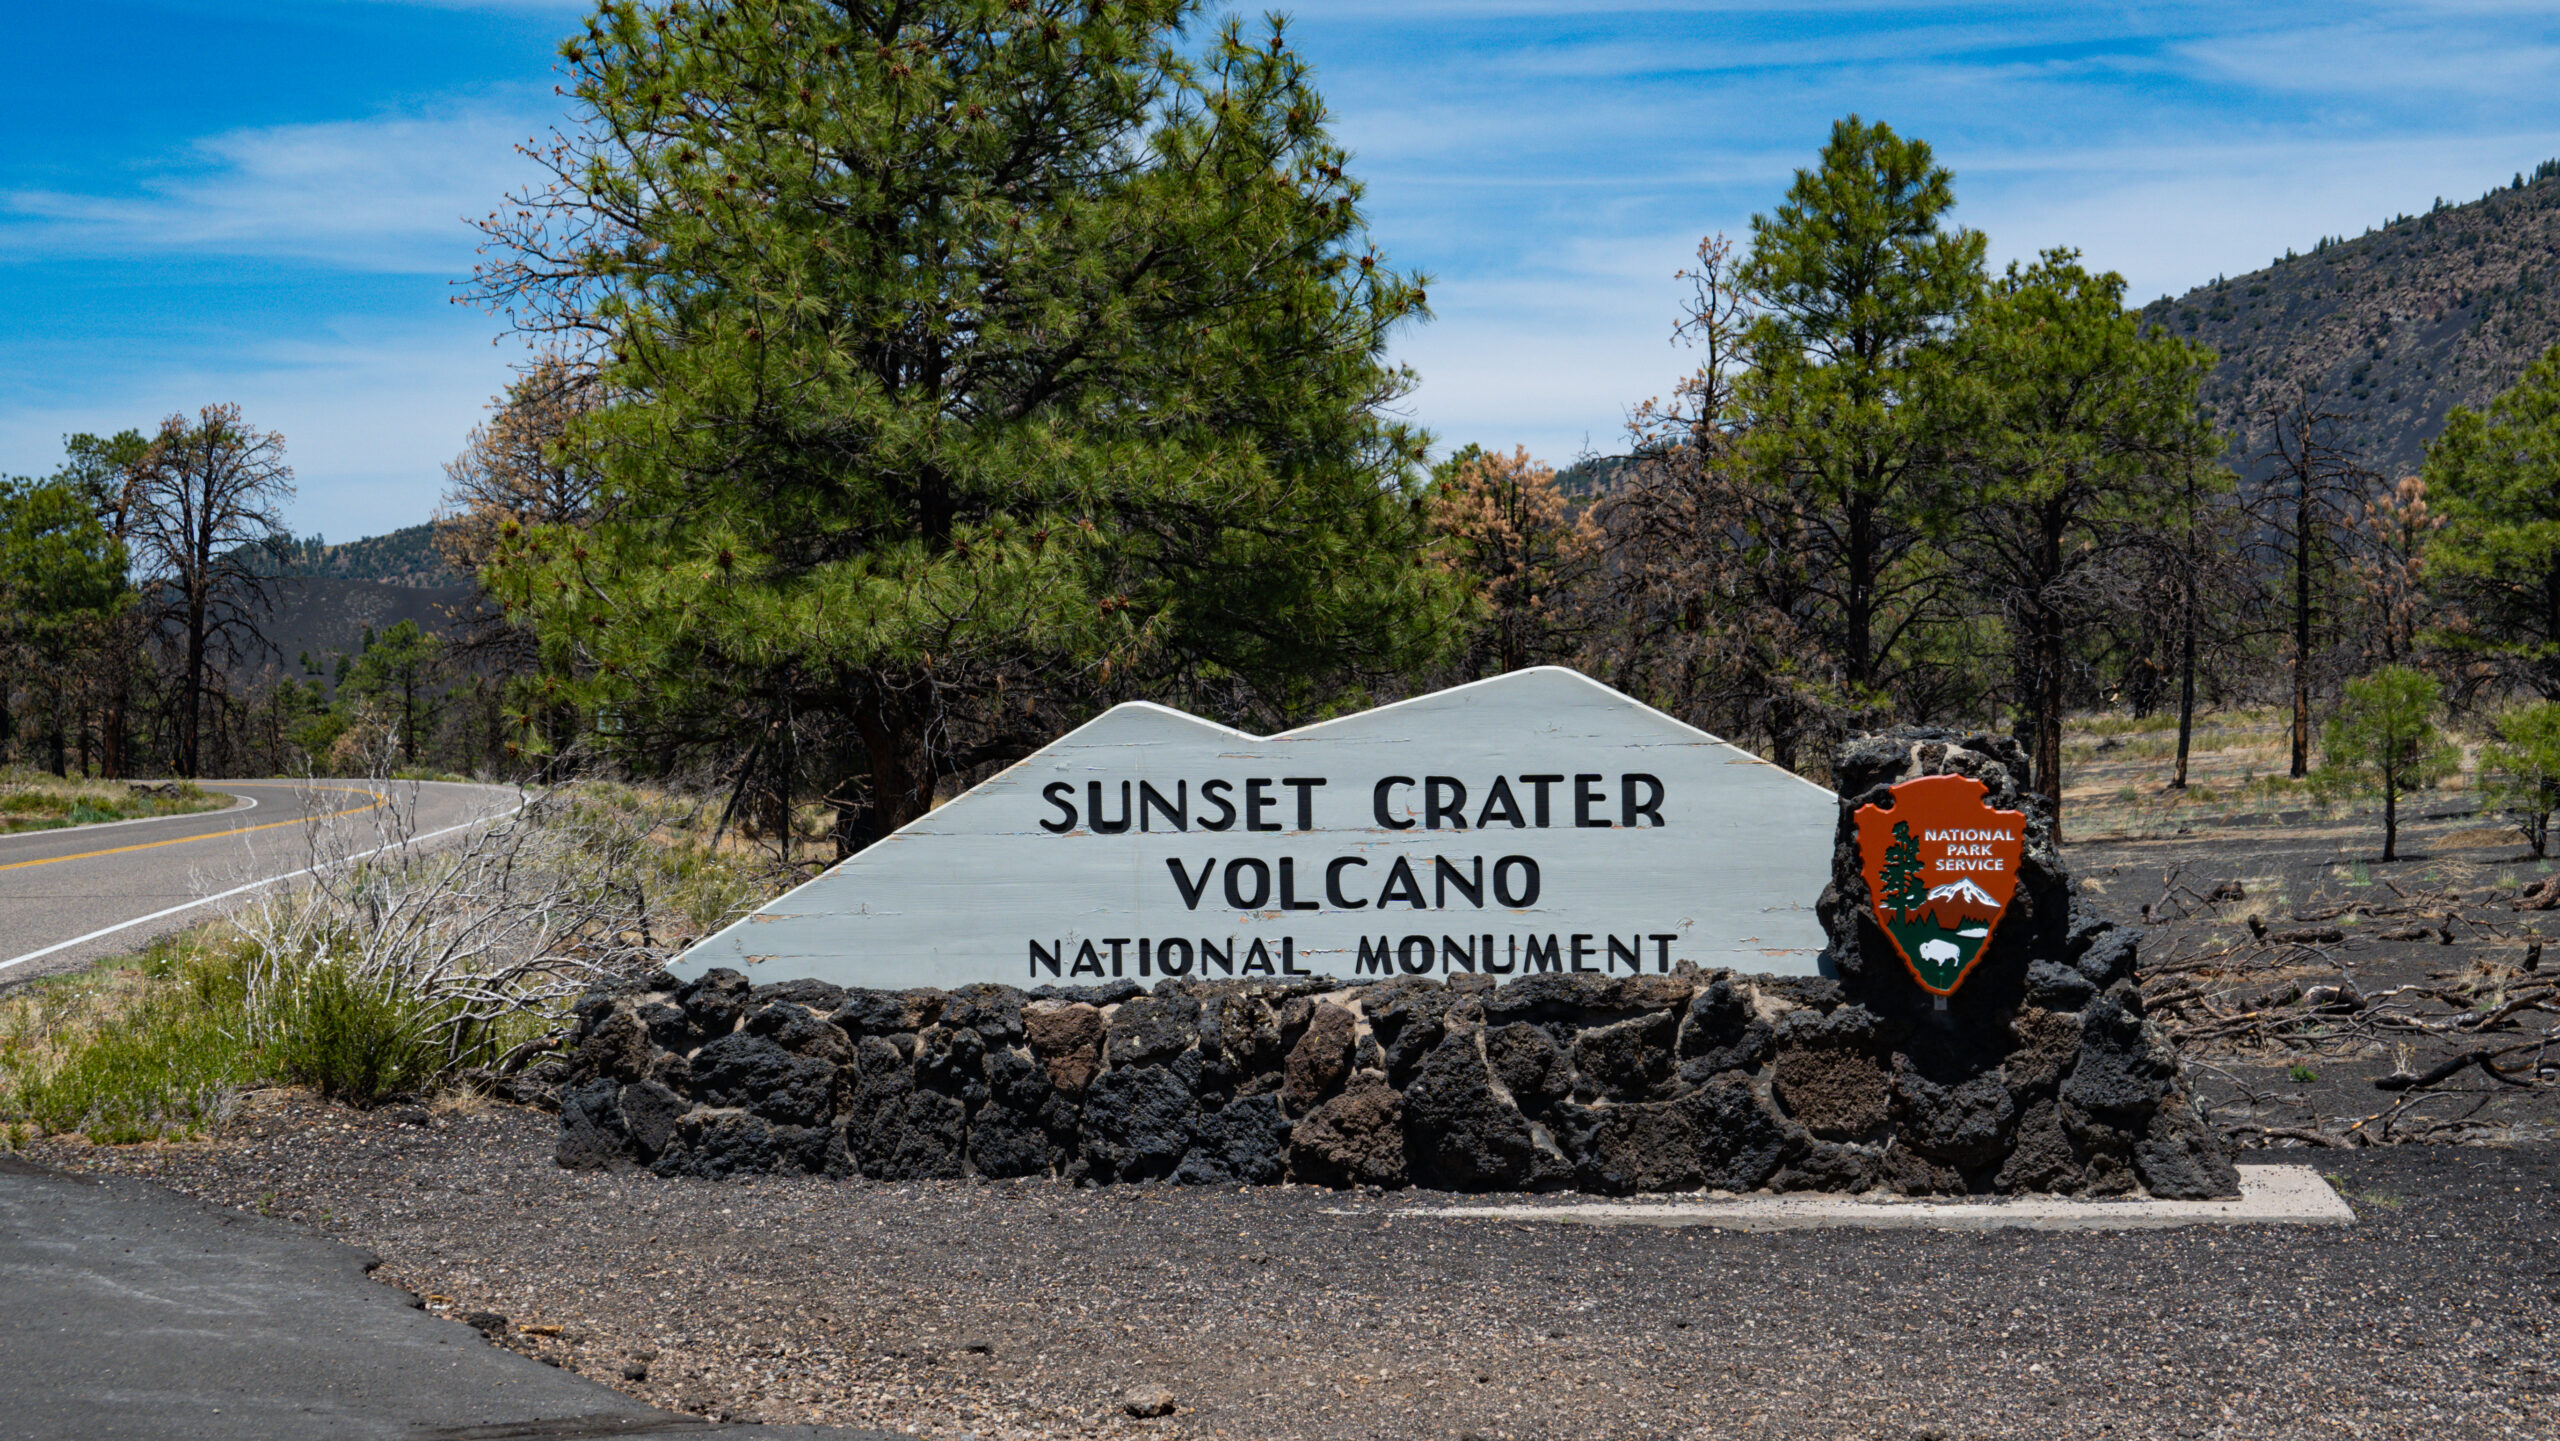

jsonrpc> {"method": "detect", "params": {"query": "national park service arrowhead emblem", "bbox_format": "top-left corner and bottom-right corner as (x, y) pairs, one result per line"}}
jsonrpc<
(1853, 774), (2025, 997)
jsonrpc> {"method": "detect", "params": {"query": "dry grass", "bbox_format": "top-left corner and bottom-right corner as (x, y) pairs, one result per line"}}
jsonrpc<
(2059, 706), (2500, 842)
(0, 768), (227, 833)
(0, 779), (799, 1145)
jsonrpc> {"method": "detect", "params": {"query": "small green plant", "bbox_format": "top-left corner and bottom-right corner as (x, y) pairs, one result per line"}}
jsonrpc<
(2288, 1062), (2320, 1083)
(2314, 666), (2459, 861)
(2480, 701), (2560, 857)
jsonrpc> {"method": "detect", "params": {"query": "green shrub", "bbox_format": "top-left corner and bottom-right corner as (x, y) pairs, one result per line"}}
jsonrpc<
(257, 960), (448, 1105)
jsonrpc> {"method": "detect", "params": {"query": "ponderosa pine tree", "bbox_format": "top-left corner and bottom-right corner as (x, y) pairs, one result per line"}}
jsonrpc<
(2423, 344), (2560, 698)
(52, 430), (150, 776)
(0, 478), (126, 774)
(1734, 115), (1985, 705)
(1930, 251), (2220, 836)
(470, 0), (1452, 848)
(2480, 700), (2560, 857)
(2317, 665), (2457, 863)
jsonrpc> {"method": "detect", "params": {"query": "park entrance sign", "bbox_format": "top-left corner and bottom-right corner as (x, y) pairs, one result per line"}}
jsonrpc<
(673, 667), (1838, 990)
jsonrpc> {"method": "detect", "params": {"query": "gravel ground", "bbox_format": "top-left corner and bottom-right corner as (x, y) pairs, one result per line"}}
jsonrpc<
(33, 1094), (2560, 1441)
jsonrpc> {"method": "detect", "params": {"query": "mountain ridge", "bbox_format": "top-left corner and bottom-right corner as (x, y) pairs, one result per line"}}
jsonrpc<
(2141, 161), (2560, 477)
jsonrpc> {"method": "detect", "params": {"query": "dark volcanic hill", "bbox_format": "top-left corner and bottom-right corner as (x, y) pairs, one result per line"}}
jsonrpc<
(274, 523), (462, 588)
(256, 577), (490, 674)
(2141, 163), (2560, 477)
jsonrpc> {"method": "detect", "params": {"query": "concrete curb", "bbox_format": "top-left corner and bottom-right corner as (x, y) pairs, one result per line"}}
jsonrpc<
(1346, 1164), (2356, 1231)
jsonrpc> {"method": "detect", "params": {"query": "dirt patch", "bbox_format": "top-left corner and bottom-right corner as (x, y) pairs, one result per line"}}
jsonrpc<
(2069, 794), (2560, 1152)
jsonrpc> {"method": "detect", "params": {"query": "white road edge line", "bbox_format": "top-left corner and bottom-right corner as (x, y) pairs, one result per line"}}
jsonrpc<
(0, 795), (527, 977)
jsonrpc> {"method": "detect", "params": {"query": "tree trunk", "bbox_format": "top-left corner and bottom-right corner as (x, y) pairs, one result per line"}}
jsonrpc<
(46, 683), (67, 777)
(2290, 478), (2313, 779)
(2173, 579), (2198, 789)
(1844, 494), (1876, 692)
(854, 706), (936, 851)
(2382, 771), (2399, 862)
(179, 596), (209, 778)
(102, 648), (128, 780)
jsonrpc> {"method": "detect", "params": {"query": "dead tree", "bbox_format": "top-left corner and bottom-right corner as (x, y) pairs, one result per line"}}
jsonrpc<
(127, 405), (294, 777)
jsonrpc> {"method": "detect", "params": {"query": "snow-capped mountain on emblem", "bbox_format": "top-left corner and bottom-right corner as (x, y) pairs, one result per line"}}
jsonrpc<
(1925, 878), (1999, 909)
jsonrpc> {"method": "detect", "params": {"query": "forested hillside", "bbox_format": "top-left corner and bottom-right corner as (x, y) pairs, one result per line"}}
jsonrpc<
(2143, 161), (2560, 475)
(272, 524), (461, 587)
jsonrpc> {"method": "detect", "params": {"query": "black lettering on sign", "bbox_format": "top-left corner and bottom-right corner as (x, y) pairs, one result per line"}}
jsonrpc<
(1608, 934), (1640, 974)
(1434, 855), (1484, 908)
(1377, 857), (1427, 909)
(1040, 783), (1077, 833)
(1139, 780), (1187, 831)
(1088, 781), (1133, 834)
(1246, 778), (1281, 832)
(1243, 939), (1277, 976)
(1519, 774), (1563, 828)
(1424, 776), (1468, 829)
(1493, 855), (1541, 907)
(1485, 934), (1515, 975)
(1475, 776), (1525, 829)
(1283, 936), (1308, 975)
(1166, 858), (1214, 909)
(1224, 858), (1272, 909)
(1373, 776), (1415, 830)
(1570, 933), (1598, 971)
(1573, 774), (1610, 828)
(1030, 939), (1063, 977)
(1622, 773), (1665, 827)
(1651, 933), (1678, 971)
(1325, 856), (1370, 909)
(1441, 934), (1477, 972)
(1523, 934), (1561, 972)
(1202, 937), (1234, 975)
(1138, 938), (1151, 977)
(1282, 777), (1326, 831)
(1158, 938), (1194, 976)
(1398, 935), (1435, 975)
(1199, 778), (1237, 831)
(1071, 940), (1105, 977)
(1106, 938), (1129, 977)
(1356, 936), (1392, 975)
(1278, 858), (1320, 911)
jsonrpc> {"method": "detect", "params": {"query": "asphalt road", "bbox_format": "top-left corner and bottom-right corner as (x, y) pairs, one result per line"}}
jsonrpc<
(0, 1154), (886, 1440)
(0, 779), (521, 987)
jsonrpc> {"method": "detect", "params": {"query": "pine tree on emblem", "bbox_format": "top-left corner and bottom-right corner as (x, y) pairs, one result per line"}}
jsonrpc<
(1879, 821), (1927, 917)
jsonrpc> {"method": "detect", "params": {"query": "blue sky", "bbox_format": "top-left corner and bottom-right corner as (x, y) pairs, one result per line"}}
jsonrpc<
(5, 2), (2557, 542)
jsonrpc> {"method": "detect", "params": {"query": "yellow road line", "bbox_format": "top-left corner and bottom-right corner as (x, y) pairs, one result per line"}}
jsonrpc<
(0, 785), (386, 874)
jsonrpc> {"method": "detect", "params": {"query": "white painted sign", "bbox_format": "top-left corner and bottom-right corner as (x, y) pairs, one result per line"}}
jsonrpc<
(673, 667), (1838, 990)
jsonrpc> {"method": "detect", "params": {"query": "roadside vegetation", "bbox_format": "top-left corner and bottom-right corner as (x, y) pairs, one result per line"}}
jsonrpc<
(0, 780), (792, 1145)
(0, 769), (223, 834)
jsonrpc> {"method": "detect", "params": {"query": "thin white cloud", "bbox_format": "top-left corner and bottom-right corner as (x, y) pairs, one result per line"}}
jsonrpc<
(2175, 19), (2560, 100)
(1, 102), (550, 274)
(0, 320), (524, 542)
